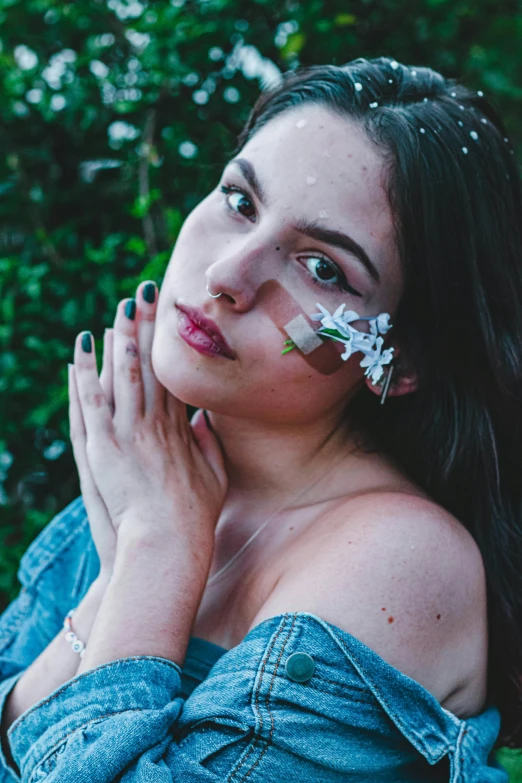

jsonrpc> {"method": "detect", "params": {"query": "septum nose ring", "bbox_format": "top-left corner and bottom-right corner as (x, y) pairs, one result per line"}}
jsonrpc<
(206, 282), (223, 299)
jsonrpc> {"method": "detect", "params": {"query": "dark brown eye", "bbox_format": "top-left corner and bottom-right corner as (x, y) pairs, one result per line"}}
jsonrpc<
(315, 259), (336, 281)
(305, 256), (339, 286)
(220, 186), (256, 220)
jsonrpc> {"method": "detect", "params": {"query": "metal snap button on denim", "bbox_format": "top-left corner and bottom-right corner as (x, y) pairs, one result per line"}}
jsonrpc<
(285, 652), (315, 683)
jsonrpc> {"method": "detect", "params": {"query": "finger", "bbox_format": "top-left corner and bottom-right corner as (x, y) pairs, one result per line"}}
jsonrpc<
(69, 364), (114, 549)
(68, 362), (86, 443)
(99, 328), (115, 417)
(136, 281), (165, 415)
(190, 408), (228, 491)
(112, 299), (145, 437)
(74, 331), (114, 439)
(165, 389), (191, 431)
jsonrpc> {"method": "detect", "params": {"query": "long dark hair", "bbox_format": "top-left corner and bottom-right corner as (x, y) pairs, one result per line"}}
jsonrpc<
(235, 57), (522, 748)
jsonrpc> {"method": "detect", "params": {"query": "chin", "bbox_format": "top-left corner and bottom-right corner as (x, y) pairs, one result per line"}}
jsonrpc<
(150, 345), (223, 410)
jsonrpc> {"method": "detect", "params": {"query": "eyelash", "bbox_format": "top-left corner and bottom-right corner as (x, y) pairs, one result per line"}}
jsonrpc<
(219, 183), (362, 297)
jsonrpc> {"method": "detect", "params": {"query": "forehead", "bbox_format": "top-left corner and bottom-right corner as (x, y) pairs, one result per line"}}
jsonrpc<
(238, 104), (401, 297)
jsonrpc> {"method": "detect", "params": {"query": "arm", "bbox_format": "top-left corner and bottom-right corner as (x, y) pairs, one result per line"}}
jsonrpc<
(0, 573), (108, 774)
(77, 530), (209, 673)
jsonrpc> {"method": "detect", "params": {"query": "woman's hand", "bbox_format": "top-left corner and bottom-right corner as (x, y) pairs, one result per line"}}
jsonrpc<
(68, 327), (117, 580)
(68, 281), (228, 566)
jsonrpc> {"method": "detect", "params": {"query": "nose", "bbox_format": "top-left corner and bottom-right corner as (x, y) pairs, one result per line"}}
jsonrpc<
(205, 234), (275, 312)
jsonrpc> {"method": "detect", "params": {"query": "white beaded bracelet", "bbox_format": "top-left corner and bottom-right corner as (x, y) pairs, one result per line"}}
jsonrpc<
(63, 608), (86, 658)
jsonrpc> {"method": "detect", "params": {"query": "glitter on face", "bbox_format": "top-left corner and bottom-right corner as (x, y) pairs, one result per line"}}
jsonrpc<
(296, 119), (308, 129)
(354, 82), (362, 91)
(306, 175), (317, 186)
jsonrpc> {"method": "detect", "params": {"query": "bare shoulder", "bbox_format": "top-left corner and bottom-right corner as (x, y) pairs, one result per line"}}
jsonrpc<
(248, 491), (488, 708)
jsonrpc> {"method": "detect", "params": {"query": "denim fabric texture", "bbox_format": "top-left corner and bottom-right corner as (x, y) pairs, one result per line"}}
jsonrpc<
(0, 496), (508, 782)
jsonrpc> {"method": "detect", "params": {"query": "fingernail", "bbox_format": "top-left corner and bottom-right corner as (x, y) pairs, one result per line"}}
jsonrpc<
(125, 299), (136, 320)
(81, 332), (92, 353)
(143, 283), (156, 303)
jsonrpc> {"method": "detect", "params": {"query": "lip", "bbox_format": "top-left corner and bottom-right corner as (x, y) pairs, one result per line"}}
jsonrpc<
(175, 303), (237, 360)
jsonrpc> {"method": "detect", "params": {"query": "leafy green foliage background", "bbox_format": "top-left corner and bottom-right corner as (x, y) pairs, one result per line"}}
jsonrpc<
(0, 0), (521, 773)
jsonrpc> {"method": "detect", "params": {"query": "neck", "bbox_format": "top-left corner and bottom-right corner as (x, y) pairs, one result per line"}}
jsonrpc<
(207, 408), (355, 505)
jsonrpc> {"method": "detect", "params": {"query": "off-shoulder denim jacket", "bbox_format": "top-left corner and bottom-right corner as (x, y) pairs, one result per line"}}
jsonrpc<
(0, 496), (508, 782)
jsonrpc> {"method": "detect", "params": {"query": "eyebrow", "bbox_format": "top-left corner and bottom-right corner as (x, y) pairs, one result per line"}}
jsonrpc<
(229, 157), (381, 284)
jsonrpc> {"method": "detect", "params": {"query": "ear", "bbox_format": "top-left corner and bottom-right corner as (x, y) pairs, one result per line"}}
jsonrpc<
(364, 347), (419, 400)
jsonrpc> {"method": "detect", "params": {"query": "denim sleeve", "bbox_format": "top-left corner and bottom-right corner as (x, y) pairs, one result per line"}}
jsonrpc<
(8, 657), (236, 783)
(1, 582), (507, 782)
(4, 611), (447, 783)
(0, 496), (99, 782)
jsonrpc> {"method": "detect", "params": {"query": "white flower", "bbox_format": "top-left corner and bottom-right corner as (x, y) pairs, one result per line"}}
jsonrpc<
(303, 303), (393, 380)
(369, 313), (392, 336)
(311, 303), (347, 330)
(359, 337), (394, 384)
(311, 303), (362, 340)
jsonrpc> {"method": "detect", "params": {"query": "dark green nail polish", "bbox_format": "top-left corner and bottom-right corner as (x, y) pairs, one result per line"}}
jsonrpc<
(125, 299), (136, 320)
(143, 283), (156, 303)
(82, 332), (92, 353)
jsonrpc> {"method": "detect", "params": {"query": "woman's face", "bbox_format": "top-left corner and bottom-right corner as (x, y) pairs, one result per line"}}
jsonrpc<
(152, 104), (403, 424)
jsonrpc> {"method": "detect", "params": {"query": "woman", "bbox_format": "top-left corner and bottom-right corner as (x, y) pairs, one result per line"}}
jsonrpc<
(0, 56), (521, 781)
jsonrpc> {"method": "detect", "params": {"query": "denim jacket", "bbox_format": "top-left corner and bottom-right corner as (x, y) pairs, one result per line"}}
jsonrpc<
(0, 496), (508, 782)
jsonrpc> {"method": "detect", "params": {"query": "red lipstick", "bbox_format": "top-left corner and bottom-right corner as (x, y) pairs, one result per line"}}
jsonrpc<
(176, 304), (237, 360)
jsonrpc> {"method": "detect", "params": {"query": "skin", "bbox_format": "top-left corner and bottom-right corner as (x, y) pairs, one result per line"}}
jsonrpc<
(153, 106), (408, 500)
(70, 104), (488, 717)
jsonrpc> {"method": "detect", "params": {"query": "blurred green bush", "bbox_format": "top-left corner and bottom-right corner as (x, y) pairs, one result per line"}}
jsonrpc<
(0, 0), (521, 773)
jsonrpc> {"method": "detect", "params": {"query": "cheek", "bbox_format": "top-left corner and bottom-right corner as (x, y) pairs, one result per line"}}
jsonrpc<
(163, 198), (220, 278)
(257, 280), (345, 376)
